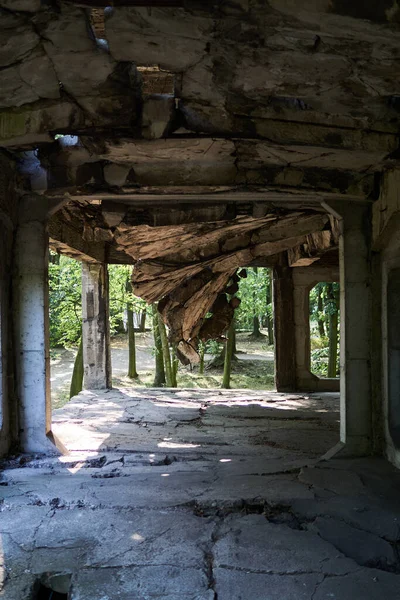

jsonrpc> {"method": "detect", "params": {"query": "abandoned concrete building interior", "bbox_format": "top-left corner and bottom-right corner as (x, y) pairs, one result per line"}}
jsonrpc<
(2, 0), (400, 598)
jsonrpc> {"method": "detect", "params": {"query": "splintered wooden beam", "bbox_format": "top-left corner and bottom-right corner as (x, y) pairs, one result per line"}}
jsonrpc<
(287, 216), (340, 267)
(127, 211), (331, 362)
(130, 212), (330, 301)
(287, 231), (334, 267)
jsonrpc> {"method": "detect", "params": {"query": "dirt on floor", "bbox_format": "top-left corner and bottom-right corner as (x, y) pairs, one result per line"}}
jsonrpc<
(50, 330), (275, 409)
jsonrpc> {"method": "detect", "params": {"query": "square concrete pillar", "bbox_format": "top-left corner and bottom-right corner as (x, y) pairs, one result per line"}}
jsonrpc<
(322, 201), (372, 457)
(14, 219), (55, 453)
(82, 262), (112, 389)
(339, 203), (372, 455)
(273, 254), (296, 391)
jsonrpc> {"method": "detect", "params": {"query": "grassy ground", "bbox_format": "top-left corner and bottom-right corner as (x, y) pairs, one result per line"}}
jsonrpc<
(51, 330), (275, 409)
(113, 358), (275, 391)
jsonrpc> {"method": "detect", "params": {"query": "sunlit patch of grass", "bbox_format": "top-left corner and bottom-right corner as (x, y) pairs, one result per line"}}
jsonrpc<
(112, 360), (275, 391)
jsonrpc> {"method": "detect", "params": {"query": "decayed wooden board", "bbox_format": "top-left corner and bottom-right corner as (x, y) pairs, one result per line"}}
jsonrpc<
(126, 210), (332, 362)
(131, 212), (329, 300)
(287, 230), (336, 267)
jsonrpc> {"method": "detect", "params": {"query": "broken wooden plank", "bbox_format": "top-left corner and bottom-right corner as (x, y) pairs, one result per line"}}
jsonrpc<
(287, 230), (337, 267)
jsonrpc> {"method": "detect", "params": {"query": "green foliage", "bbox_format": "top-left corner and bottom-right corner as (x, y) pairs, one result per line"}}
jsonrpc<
(309, 282), (340, 332)
(309, 282), (340, 377)
(49, 255), (148, 348)
(236, 267), (271, 330)
(311, 346), (340, 378)
(206, 339), (223, 356)
(108, 264), (147, 335)
(49, 253), (82, 346)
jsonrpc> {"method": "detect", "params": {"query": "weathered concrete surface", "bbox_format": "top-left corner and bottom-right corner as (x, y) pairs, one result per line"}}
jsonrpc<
(81, 262), (112, 390)
(336, 202), (373, 455)
(13, 211), (55, 454)
(1, 388), (400, 598)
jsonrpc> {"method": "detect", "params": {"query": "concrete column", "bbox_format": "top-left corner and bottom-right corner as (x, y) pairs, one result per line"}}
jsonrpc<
(82, 262), (112, 389)
(335, 202), (372, 455)
(14, 219), (54, 453)
(273, 254), (296, 391)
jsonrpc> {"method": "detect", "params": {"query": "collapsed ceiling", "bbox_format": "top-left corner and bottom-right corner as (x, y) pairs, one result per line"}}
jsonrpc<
(1, 0), (399, 360)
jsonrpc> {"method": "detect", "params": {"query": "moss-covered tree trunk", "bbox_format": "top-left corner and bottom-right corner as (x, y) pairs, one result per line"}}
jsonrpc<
(327, 284), (339, 377)
(127, 304), (139, 379)
(199, 341), (206, 375)
(69, 336), (83, 399)
(152, 306), (166, 386)
(317, 286), (326, 338)
(157, 311), (174, 387)
(171, 343), (179, 388)
(139, 309), (147, 332)
(222, 318), (235, 389)
(232, 324), (237, 354)
(251, 267), (263, 338)
(266, 269), (274, 345)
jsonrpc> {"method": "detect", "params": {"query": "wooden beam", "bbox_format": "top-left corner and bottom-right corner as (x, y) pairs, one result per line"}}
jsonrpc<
(48, 213), (132, 264)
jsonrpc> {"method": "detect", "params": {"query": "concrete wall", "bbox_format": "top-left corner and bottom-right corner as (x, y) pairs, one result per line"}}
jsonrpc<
(292, 265), (340, 392)
(0, 155), (18, 456)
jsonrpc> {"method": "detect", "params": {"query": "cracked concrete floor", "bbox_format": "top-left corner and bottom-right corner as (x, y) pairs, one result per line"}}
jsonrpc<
(1, 388), (400, 599)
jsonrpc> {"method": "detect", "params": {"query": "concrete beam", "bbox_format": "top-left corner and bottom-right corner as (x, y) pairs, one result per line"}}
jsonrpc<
(45, 190), (369, 206)
(65, 0), (184, 5)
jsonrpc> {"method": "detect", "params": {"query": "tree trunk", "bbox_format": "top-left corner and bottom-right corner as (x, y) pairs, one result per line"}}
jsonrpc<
(250, 267), (263, 338)
(69, 336), (84, 399)
(266, 269), (274, 345)
(171, 344), (179, 387)
(222, 318), (235, 389)
(157, 311), (174, 387)
(49, 251), (60, 265)
(317, 286), (326, 338)
(199, 342), (205, 375)
(127, 304), (139, 379)
(232, 324), (237, 354)
(252, 315), (261, 337)
(152, 306), (166, 386)
(327, 284), (339, 378)
(139, 309), (147, 332)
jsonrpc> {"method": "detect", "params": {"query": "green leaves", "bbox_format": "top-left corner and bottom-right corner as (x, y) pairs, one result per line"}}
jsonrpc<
(236, 267), (271, 330)
(49, 256), (149, 347)
(49, 252), (82, 346)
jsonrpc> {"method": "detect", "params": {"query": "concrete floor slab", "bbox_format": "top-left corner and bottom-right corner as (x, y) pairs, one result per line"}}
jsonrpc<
(0, 388), (399, 599)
